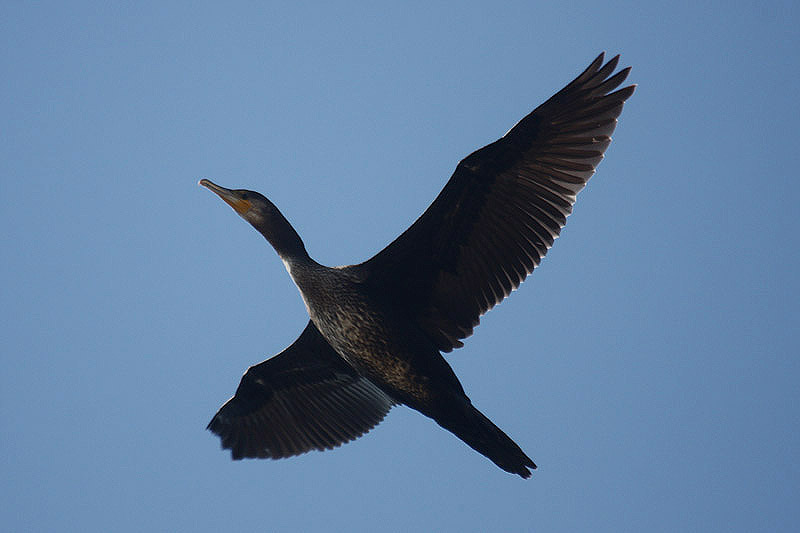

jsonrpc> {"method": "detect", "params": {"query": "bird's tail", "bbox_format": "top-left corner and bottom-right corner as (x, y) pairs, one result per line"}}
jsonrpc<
(433, 399), (537, 479)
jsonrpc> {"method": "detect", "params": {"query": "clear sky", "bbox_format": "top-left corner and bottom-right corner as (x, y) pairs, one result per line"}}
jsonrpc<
(2, 1), (798, 531)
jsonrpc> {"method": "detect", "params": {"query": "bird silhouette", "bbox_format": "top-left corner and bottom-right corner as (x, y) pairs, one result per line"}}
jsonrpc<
(201, 53), (634, 478)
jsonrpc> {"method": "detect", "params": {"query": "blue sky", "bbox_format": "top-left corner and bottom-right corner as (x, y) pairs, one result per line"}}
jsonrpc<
(2, 1), (798, 531)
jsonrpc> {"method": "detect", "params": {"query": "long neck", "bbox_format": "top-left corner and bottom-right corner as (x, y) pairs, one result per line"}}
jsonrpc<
(254, 207), (313, 265)
(255, 207), (325, 311)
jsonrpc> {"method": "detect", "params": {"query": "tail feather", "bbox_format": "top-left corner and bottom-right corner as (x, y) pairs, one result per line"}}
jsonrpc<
(435, 401), (537, 479)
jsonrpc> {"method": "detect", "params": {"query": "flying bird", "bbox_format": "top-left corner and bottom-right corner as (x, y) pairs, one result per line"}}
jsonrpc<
(201, 53), (634, 478)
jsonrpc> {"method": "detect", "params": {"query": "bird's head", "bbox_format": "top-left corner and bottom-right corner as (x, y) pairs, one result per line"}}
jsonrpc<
(199, 179), (308, 260)
(199, 179), (279, 229)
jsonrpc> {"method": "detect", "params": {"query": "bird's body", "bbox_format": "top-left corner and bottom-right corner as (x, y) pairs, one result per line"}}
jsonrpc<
(201, 53), (635, 478)
(293, 262), (459, 400)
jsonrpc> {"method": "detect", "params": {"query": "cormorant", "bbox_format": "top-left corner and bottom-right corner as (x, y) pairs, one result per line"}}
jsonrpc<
(201, 53), (634, 478)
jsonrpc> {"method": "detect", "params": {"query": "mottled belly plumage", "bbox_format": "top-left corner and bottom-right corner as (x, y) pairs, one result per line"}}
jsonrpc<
(301, 275), (439, 402)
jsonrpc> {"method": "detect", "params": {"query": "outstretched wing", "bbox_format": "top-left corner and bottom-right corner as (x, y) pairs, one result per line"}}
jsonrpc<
(207, 321), (395, 459)
(361, 53), (635, 352)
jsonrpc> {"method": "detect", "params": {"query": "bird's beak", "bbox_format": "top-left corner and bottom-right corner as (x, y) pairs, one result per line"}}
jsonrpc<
(199, 179), (251, 215)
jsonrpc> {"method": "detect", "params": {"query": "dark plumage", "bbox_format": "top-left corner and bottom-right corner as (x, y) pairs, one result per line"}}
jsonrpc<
(201, 53), (635, 478)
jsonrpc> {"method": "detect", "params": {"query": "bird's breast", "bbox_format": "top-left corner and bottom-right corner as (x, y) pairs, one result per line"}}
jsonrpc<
(294, 267), (437, 399)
